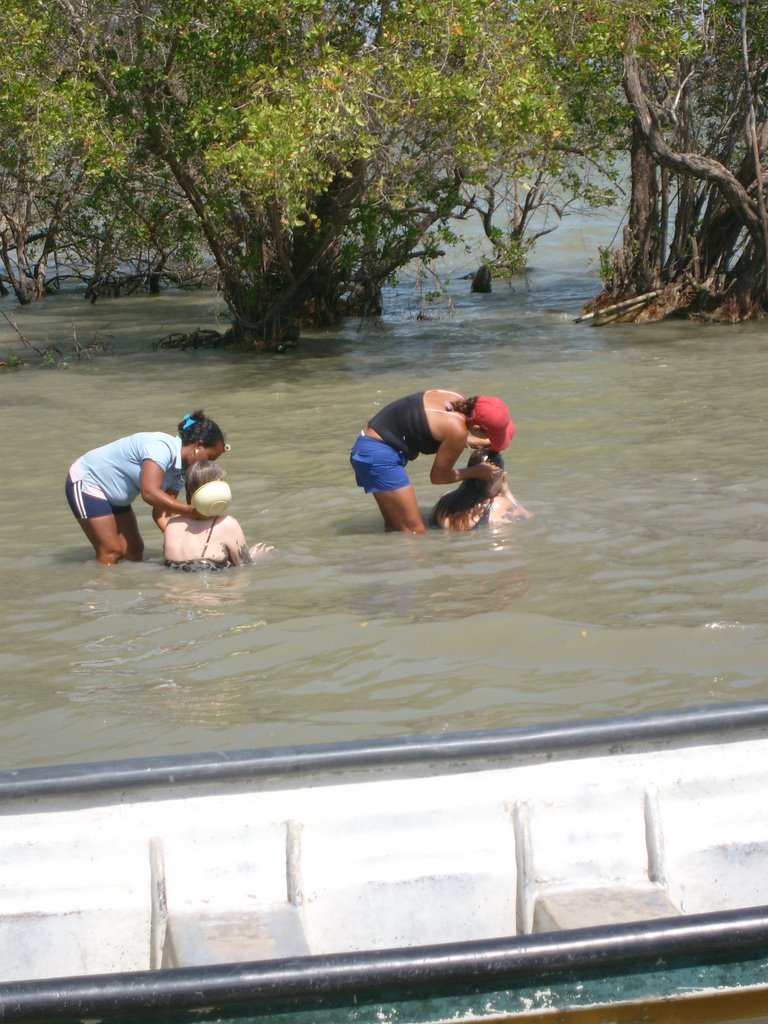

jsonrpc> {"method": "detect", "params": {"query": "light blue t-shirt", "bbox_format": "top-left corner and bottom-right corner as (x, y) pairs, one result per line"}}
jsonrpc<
(78, 432), (184, 505)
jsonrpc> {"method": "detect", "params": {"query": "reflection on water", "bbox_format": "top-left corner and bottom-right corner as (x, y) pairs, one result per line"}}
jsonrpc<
(1, 210), (767, 773)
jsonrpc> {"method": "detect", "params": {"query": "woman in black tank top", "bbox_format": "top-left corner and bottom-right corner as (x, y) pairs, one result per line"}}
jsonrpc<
(350, 388), (514, 534)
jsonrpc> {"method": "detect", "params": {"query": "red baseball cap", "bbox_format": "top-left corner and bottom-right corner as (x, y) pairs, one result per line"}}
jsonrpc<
(471, 396), (515, 452)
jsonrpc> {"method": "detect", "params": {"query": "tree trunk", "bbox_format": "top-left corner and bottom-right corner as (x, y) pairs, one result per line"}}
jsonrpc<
(585, 36), (767, 323)
(610, 122), (662, 298)
(0, 217), (35, 305)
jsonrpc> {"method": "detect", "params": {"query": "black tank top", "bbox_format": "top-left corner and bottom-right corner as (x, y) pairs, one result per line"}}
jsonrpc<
(368, 392), (439, 460)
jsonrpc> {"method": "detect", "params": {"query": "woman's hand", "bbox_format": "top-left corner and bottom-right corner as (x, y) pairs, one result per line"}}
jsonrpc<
(468, 460), (501, 481)
(249, 542), (274, 558)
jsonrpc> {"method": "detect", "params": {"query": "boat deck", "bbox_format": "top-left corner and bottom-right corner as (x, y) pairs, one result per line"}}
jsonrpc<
(2, 730), (767, 981)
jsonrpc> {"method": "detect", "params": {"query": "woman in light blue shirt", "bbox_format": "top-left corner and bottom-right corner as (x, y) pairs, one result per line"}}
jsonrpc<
(65, 410), (228, 565)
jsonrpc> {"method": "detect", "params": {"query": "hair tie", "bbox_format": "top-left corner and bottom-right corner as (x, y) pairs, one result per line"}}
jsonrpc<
(181, 414), (196, 430)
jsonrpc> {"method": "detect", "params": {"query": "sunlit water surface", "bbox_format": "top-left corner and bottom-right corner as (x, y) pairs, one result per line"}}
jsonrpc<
(1, 212), (766, 771)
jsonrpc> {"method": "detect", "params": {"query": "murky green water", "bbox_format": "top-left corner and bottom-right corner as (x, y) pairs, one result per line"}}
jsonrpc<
(1, 213), (766, 769)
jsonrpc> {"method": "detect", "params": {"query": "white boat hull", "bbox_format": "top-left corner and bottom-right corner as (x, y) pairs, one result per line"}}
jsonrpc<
(2, 701), (768, 1021)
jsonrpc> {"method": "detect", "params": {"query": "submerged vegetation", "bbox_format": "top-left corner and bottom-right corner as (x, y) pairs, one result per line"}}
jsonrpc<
(1, 1), (767, 348)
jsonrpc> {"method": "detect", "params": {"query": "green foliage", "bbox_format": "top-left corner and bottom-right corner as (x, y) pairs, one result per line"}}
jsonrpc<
(597, 245), (615, 286)
(1, 0), (614, 333)
(0, 0), (112, 178)
(487, 233), (529, 280)
(588, 0), (768, 314)
(12, 0), (755, 336)
(0, 355), (24, 372)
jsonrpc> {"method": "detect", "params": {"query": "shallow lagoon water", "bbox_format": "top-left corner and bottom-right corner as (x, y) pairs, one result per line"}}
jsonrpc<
(1, 211), (766, 770)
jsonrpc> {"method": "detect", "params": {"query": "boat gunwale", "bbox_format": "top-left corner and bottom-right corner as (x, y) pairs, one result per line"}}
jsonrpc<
(1, 904), (768, 1022)
(2, 699), (768, 799)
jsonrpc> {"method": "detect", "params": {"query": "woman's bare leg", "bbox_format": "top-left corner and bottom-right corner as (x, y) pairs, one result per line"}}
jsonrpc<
(373, 486), (426, 534)
(77, 509), (144, 564)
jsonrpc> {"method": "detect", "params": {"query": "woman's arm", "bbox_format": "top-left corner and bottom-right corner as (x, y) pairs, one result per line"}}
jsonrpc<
(221, 518), (252, 566)
(498, 472), (532, 518)
(223, 521), (274, 564)
(140, 460), (195, 517)
(153, 497), (178, 533)
(489, 489), (533, 522)
(426, 410), (500, 485)
(430, 438), (500, 485)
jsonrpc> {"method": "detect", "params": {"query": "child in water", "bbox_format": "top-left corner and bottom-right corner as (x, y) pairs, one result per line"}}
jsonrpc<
(429, 450), (531, 531)
(161, 461), (272, 570)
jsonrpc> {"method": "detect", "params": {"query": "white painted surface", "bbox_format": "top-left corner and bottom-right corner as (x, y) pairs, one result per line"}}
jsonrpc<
(2, 736), (768, 980)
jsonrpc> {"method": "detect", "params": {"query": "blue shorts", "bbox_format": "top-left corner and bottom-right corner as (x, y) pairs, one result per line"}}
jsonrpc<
(65, 474), (132, 520)
(350, 434), (410, 494)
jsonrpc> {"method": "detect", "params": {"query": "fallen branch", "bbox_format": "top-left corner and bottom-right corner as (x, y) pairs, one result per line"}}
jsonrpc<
(574, 290), (659, 324)
(0, 310), (47, 356)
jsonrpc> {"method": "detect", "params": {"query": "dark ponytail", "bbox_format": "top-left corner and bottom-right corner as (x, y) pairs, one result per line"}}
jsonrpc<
(448, 396), (478, 418)
(177, 410), (225, 447)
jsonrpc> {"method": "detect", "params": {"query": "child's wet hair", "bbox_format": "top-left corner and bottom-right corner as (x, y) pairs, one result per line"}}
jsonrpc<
(429, 449), (504, 529)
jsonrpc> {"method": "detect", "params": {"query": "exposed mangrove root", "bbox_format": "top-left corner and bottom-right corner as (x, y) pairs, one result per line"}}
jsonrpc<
(580, 279), (765, 325)
(153, 328), (232, 351)
(575, 290), (659, 324)
(153, 323), (301, 353)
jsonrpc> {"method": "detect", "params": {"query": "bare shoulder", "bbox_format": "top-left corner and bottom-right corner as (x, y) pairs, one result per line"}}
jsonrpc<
(163, 514), (192, 537)
(425, 388), (465, 402)
(215, 514), (244, 534)
(424, 389), (465, 415)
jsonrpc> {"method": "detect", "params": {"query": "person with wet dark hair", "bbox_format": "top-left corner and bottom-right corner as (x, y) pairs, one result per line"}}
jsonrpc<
(350, 389), (514, 534)
(176, 411), (227, 450)
(429, 450), (531, 531)
(65, 410), (229, 565)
